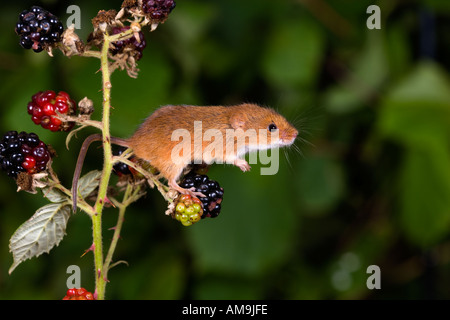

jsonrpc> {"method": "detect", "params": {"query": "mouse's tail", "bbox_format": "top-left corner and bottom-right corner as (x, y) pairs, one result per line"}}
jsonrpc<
(71, 134), (129, 212)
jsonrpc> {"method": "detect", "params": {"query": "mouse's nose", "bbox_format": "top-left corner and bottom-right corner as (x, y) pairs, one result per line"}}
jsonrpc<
(281, 128), (298, 145)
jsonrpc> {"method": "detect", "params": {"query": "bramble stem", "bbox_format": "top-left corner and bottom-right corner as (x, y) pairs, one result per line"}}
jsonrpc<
(89, 26), (142, 300)
(90, 32), (115, 300)
(103, 183), (133, 275)
(76, 21), (148, 300)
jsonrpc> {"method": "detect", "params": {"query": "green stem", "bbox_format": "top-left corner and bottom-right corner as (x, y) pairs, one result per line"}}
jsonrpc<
(88, 25), (146, 300)
(103, 183), (133, 274)
(91, 32), (115, 300)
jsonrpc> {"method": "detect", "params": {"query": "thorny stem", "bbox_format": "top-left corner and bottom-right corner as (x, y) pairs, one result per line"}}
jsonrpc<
(90, 31), (116, 301)
(62, 20), (152, 300)
(89, 26), (144, 300)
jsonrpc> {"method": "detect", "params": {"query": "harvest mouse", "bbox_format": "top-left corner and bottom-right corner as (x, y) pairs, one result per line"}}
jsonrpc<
(71, 103), (298, 210)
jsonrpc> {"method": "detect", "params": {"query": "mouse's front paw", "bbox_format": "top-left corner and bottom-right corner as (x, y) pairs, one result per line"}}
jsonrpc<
(235, 159), (251, 172)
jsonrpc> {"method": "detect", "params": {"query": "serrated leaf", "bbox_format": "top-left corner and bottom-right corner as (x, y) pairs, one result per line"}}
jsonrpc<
(77, 170), (102, 198)
(9, 203), (71, 274)
(42, 187), (70, 203)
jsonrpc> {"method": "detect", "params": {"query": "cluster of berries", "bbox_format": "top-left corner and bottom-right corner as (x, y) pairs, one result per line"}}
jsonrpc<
(0, 131), (51, 178)
(111, 26), (147, 61)
(27, 90), (77, 132)
(179, 173), (224, 219)
(15, 6), (64, 53)
(63, 288), (95, 300)
(173, 194), (203, 226)
(0, 89), (78, 181)
(142, 0), (176, 22)
(114, 157), (225, 224)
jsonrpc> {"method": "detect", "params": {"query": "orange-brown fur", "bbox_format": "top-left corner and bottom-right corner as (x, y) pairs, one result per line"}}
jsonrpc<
(127, 103), (298, 190)
(72, 103), (297, 210)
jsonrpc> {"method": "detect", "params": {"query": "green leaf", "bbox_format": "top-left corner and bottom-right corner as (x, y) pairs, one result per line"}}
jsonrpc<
(9, 203), (71, 274)
(76, 170), (102, 198)
(377, 62), (450, 148)
(382, 62), (450, 105)
(261, 17), (324, 88)
(42, 187), (70, 204)
(377, 62), (450, 247)
(296, 154), (345, 214)
(324, 31), (389, 113)
(399, 149), (450, 247)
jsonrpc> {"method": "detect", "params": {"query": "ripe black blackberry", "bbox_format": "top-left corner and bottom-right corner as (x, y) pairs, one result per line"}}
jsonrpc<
(15, 6), (64, 53)
(111, 26), (146, 60)
(142, 0), (176, 22)
(112, 146), (132, 176)
(179, 173), (224, 218)
(0, 131), (51, 178)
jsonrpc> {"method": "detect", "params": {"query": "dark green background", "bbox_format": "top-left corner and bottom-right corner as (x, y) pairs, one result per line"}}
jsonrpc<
(0, 0), (450, 299)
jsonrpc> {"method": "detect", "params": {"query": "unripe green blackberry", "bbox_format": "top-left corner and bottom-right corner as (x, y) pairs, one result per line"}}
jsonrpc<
(173, 194), (203, 226)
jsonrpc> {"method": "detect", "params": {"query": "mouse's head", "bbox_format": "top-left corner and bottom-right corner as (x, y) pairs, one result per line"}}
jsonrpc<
(230, 103), (298, 149)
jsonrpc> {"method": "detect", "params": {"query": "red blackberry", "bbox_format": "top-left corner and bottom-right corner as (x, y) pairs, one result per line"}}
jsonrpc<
(111, 26), (146, 61)
(142, 0), (176, 22)
(15, 6), (64, 53)
(179, 173), (224, 218)
(63, 288), (95, 300)
(0, 131), (51, 178)
(27, 90), (77, 132)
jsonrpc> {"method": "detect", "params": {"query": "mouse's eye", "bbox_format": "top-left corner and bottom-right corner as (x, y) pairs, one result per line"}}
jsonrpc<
(268, 123), (278, 132)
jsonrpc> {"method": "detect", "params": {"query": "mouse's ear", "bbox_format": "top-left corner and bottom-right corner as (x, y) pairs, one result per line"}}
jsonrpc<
(230, 112), (246, 129)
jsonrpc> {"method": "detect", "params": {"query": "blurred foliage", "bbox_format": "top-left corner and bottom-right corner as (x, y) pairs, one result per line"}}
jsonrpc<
(0, 0), (450, 300)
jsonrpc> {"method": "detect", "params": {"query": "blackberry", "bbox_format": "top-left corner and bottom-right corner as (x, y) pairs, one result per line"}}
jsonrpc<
(173, 194), (203, 226)
(0, 131), (51, 178)
(15, 6), (64, 53)
(179, 173), (224, 218)
(111, 26), (146, 61)
(142, 0), (176, 22)
(113, 146), (132, 176)
(63, 288), (95, 300)
(27, 90), (77, 132)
